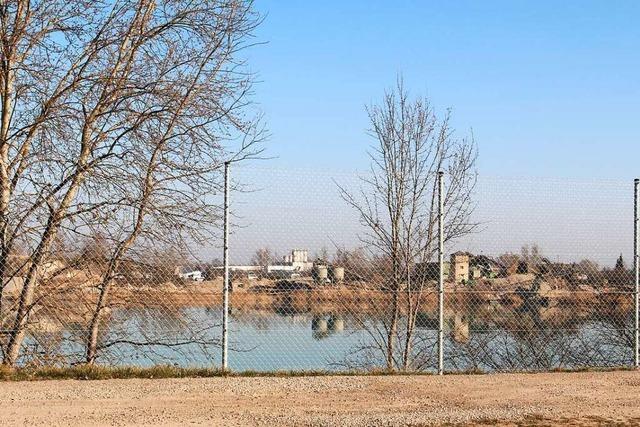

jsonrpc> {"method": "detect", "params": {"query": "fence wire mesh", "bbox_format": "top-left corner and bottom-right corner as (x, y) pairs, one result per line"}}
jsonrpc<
(0, 166), (638, 374)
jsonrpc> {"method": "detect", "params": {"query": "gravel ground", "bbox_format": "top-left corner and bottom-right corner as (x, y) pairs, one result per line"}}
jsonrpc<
(1, 371), (639, 426)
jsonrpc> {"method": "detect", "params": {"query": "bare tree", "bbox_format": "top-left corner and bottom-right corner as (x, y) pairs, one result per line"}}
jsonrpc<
(315, 246), (329, 264)
(338, 78), (477, 371)
(0, 0), (263, 366)
(252, 247), (273, 270)
(333, 247), (372, 281)
(521, 244), (544, 265)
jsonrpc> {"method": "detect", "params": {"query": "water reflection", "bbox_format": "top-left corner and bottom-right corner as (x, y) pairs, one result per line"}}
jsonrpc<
(311, 314), (345, 340)
(451, 314), (470, 344)
(21, 296), (634, 372)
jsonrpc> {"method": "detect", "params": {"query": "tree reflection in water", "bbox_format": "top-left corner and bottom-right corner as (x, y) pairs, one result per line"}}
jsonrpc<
(19, 295), (634, 372)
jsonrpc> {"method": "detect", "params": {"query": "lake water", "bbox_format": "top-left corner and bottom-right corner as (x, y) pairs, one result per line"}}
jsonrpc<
(95, 307), (377, 371)
(72, 302), (634, 372)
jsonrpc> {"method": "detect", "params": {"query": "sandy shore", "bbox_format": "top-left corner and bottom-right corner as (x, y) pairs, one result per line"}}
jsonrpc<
(1, 371), (639, 426)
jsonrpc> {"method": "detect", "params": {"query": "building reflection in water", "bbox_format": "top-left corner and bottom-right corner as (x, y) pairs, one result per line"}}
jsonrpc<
(450, 313), (470, 344)
(312, 314), (345, 340)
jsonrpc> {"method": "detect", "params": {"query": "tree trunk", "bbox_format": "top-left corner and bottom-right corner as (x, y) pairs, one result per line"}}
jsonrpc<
(0, 52), (15, 329)
(386, 248), (401, 370)
(386, 290), (399, 370)
(86, 275), (114, 364)
(3, 156), (89, 366)
(3, 240), (50, 365)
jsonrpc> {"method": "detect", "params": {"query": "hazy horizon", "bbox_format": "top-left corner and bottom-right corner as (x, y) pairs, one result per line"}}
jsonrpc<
(199, 167), (634, 269)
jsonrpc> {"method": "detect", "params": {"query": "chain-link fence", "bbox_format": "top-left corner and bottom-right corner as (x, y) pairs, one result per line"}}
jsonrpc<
(1, 167), (638, 374)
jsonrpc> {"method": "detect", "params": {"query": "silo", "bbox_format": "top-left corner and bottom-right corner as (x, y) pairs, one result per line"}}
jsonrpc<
(331, 267), (345, 284)
(312, 315), (328, 332)
(313, 265), (328, 284)
(328, 315), (344, 332)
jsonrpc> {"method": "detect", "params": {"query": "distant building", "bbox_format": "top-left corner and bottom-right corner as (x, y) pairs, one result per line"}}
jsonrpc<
(450, 252), (471, 284)
(413, 261), (451, 282)
(505, 257), (552, 276)
(266, 264), (297, 273)
(175, 267), (204, 281)
(470, 255), (504, 279)
(228, 265), (262, 272)
(414, 253), (503, 284)
(209, 264), (262, 279)
(281, 249), (313, 272)
(210, 249), (317, 280)
(269, 249), (313, 274)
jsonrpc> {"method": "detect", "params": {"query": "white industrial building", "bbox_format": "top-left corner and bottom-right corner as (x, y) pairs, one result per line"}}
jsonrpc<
(208, 249), (314, 279)
(176, 268), (204, 281)
(270, 249), (313, 273)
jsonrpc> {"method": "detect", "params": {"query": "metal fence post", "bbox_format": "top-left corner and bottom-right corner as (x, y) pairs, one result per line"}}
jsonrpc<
(438, 171), (445, 375)
(634, 178), (639, 369)
(222, 161), (231, 371)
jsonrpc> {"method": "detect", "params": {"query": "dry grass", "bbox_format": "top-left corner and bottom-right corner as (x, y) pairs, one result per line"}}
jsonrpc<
(0, 363), (633, 382)
(0, 364), (227, 381)
(0, 364), (415, 381)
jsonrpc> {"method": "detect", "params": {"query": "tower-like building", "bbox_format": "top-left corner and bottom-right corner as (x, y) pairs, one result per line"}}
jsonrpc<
(450, 251), (471, 284)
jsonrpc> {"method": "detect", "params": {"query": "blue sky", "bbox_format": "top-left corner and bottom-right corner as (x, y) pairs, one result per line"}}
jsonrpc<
(246, 1), (639, 179)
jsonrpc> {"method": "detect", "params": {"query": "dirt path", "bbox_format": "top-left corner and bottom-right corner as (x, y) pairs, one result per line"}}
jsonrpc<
(1, 371), (639, 426)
